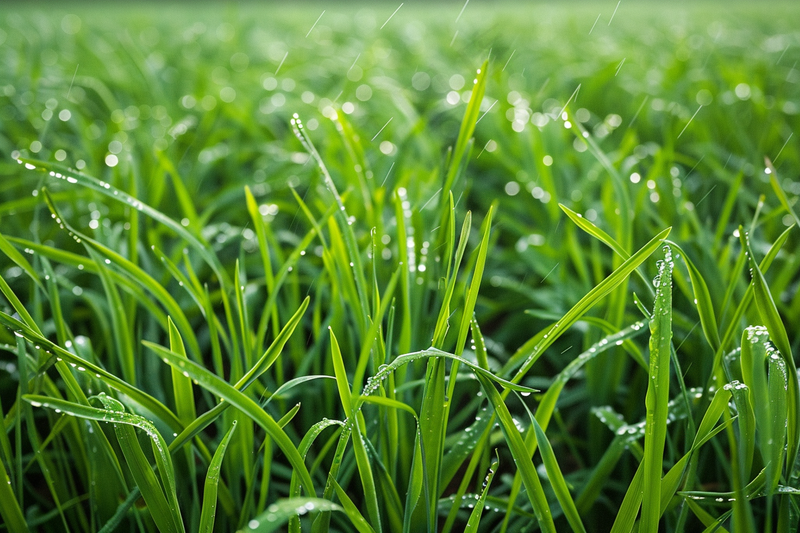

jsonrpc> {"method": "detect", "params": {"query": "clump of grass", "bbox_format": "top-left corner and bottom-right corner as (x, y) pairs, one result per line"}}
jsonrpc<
(1, 3), (799, 532)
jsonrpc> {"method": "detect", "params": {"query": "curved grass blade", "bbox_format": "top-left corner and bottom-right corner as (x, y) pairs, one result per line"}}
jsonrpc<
(199, 421), (238, 533)
(666, 241), (721, 351)
(142, 342), (317, 497)
(242, 498), (344, 533)
(1, 312), (183, 433)
(464, 452), (499, 533)
(331, 479), (377, 533)
(0, 229), (43, 291)
(18, 160), (229, 286)
(24, 394), (184, 533)
(477, 373), (556, 533)
(510, 226), (671, 385)
(559, 204), (652, 296)
(0, 454), (28, 533)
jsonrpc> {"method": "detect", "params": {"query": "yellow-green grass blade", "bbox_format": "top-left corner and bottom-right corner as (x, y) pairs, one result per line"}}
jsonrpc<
(641, 245), (674, 533)
(432, 209), (471, 349)
(510, 226), (671, 385)
(329, 329), (353, 416)
(351, 267), (400, 397)
(442, 60), (488, 204)
(559, 204), (653, 296)
(477, 373), (556, 533)
(142, 342), (317, 497)
(454, 204), (494, 356)
(609, 460), (644, 533)
(199, 421), (238, 533)
(463, 452), (499, 533)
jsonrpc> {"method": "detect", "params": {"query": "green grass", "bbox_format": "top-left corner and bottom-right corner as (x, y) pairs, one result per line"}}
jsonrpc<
(1, 1), (800, 531)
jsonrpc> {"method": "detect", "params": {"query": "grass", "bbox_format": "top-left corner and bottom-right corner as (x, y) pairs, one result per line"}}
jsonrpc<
(1, 1), (800, 531)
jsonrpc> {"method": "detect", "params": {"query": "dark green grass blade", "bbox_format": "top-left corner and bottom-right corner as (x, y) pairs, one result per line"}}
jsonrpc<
(199, 421), (238, 533)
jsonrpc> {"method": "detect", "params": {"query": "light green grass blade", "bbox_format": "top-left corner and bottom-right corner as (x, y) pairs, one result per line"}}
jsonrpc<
(531, 416), (587, 533)
(24, 394), (184, 533)
(331, 478), (377, 533)
(142, 342), (317, 497)
(464, 452), (499, 533)
(199, 421), (238, 533)
(511, 226), (671, 384)
(442, 61), (488, 199)
(610, 460), (644, 533)
(432, 209), (471, 348)
(559, 204), (652, 295)
(0, 229), (43, 291)
(666, 241), (721, 351)
(641, 246), (673, 533)
(477, 373), (556, 533)
(741, 231), (799, 470)
(168, 317), (197, 424)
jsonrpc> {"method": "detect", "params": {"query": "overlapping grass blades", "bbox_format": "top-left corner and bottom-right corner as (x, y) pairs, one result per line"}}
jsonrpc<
(1, 4), (799, 532)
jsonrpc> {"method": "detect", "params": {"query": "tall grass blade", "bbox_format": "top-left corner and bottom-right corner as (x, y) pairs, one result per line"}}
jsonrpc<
(199, 421), (238, 533)
(641, 245), (673, 533)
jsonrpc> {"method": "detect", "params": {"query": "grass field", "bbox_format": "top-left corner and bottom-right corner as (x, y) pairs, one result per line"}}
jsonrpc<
(1, 1), (800, 531)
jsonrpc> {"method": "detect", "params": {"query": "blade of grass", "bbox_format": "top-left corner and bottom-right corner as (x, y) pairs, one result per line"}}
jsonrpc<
(641, 245), (674, 533)
(142, 342), (317, 497)
(199, 421), (238, 533)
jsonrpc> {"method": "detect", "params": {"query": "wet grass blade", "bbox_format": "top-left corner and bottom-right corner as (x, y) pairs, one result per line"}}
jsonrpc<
(641, 246), (673, 533)
(741, 231), (799, 469)
(199, 421), (238, 533)
(0, 453), (28, 533)
(511, 227), (671, 384)
(477, 373), (556, 533)
(142, 342), (317, 497)
(463, 451), (499, 533)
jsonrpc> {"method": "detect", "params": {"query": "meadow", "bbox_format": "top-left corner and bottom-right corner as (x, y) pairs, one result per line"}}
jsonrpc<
(1, 1), (800, 531)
